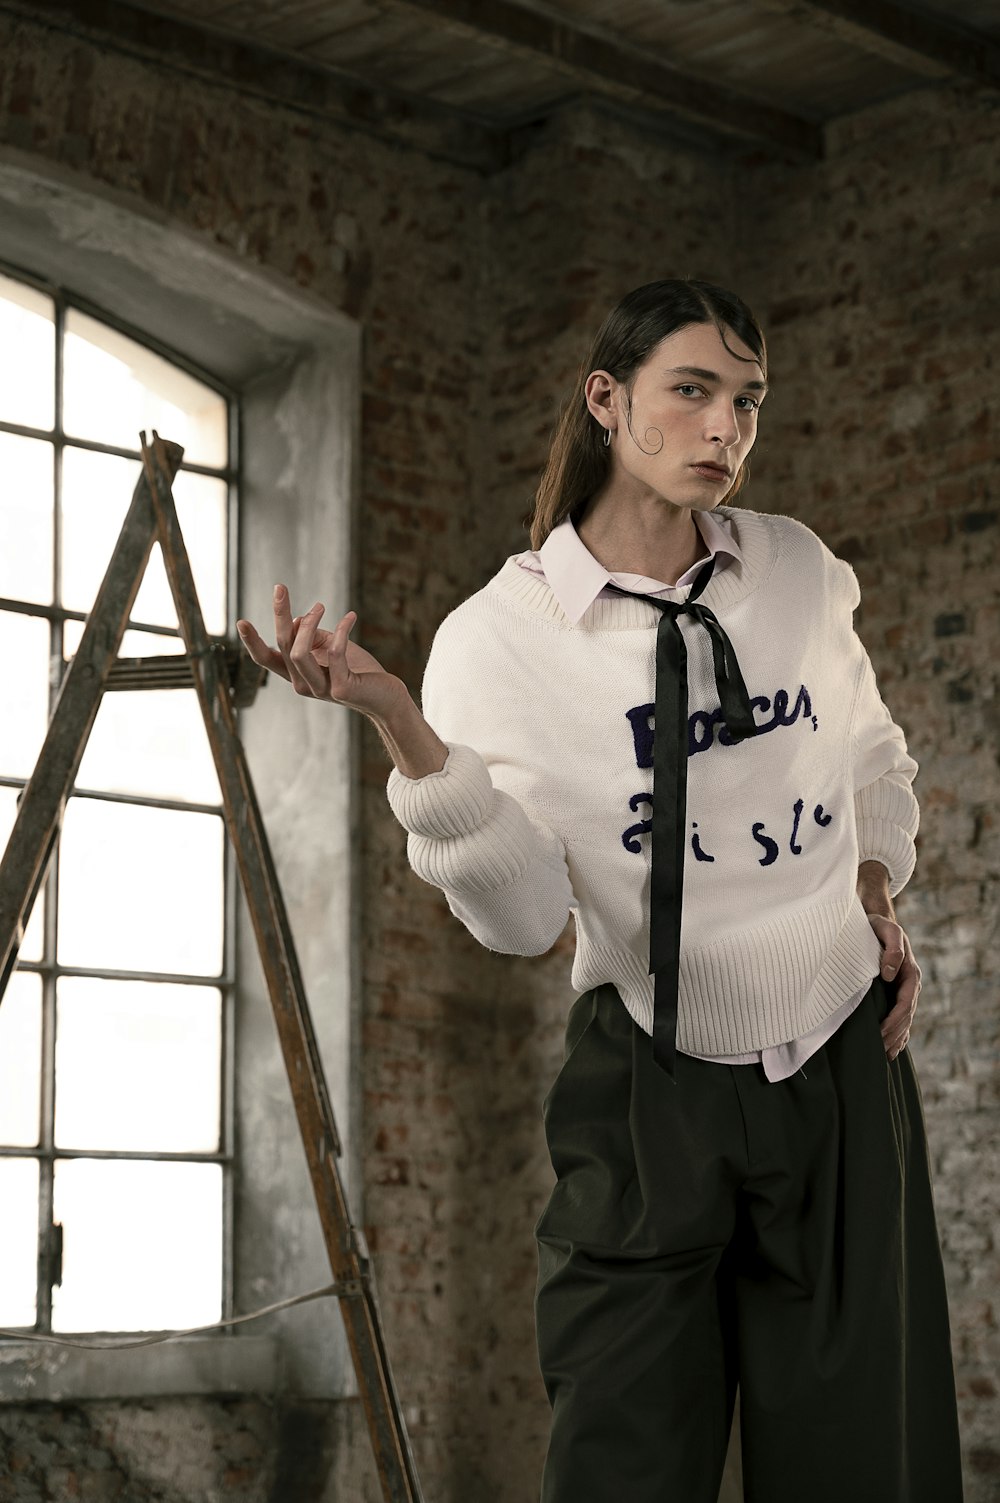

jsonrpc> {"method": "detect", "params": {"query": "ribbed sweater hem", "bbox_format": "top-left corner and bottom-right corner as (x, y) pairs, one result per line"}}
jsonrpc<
(574, 893), (884, 1054)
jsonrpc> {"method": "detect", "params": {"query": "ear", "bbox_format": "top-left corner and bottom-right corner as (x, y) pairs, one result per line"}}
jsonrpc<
(583, 369), (617, 435)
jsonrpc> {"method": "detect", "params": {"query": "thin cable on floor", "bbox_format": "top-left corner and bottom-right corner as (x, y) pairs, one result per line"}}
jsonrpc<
(0, 1280), (358, 1351)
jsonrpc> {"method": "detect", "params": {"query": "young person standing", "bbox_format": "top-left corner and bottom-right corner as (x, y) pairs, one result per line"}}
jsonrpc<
(237, 280), (964, 1502)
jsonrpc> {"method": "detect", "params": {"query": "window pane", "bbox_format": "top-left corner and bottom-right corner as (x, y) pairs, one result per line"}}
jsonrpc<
(66, 621), (223, 804)
(57, 799), (224, 976)
(59, 447), (177, 624)
(60, 448), (226, 634)
(0, 971), (42, 1147)
(63, 309), (228, 471)
(76, 684), (221, 805)
(0, 787), (45, 962)
(60, 446), (141, 615)
(0, 611), (51, 779)
(132, 541), (179, 629)
(52, 1159), (222, 1332)
(173, 470), (228, 636)
(0, 431), (54, 606)
(55, 978), (221, 1153)
(63, 623), (183, 660)
(0, 1158), (39, 1327)
(0, 272), (55, 432)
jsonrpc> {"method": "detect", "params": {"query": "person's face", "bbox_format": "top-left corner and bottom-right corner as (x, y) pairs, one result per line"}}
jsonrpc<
(585, 322), (767, 510)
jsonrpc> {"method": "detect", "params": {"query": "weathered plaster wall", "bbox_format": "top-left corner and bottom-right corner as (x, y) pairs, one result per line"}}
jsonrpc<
(0, 7), (996, 1501)
(0, 1397), (376, 1501)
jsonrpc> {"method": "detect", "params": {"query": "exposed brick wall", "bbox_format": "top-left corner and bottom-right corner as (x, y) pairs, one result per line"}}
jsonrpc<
(735, 83), (1000, 1492)
(0, 10), (996, 1502)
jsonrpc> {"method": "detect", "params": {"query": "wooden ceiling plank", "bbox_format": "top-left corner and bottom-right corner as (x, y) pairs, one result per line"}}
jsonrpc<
(772, 0), (1000, 90)
(209, 0), (389, 49)
(387, 0), (824, 157)
(513, 0), (931, 120)
(305, 12), (433, 65)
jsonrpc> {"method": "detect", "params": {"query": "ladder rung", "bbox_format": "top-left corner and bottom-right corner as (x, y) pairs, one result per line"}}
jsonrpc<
(97, 648), (267, 708)
(106, 656), (193, 690)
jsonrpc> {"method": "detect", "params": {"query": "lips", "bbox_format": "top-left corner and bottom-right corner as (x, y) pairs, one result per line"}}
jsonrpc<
(691, 462), (731, 477)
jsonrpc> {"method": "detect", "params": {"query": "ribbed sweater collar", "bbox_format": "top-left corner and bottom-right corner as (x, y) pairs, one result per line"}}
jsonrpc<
(485, 505), (780, 630)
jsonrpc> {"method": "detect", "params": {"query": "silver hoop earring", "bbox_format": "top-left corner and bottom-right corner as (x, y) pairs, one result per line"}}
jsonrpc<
(603, 427), (611, 448)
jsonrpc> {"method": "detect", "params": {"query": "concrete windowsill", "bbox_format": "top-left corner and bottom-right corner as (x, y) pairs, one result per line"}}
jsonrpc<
(0, 1335), (280, 1402)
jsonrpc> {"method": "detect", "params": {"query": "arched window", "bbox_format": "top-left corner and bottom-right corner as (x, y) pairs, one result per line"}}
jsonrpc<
(0, 264), (237, 1335)
(0, 167), (358, 1401)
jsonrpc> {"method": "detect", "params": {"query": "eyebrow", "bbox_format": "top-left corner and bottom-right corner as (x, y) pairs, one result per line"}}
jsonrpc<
(665, 365), (769, 393)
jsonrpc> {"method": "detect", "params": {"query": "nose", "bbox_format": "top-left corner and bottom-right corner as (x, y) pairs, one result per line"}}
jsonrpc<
(704, 399), (741, 449)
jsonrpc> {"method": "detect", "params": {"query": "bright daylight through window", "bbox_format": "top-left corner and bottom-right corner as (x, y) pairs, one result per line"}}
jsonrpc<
(0, 266), (237, 1335)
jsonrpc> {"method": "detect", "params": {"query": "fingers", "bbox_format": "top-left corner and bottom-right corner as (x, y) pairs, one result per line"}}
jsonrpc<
(880, 952), (921, 1062)
(270, 584), (320, 696)
(880, 1000), (912, 1059)
(868, 913), (906, 980)
(880, 944), (906, 981)
(324, 611), (358, 701)
(273, 583), (296, 654)
(272, 584), (306, 693)
(270, 583), (300, 693)
(241, 591), (363, 705)
(884, 1029), (911, 1062)
(289, 601), (332, 697)
(236, 618), (290, 681)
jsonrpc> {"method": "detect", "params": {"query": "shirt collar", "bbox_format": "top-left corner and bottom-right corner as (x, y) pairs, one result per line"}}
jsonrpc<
(524, 509), (743, 626)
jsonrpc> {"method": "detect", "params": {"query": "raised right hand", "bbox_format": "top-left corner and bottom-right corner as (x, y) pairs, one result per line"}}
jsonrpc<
(237, 584), (409, 724)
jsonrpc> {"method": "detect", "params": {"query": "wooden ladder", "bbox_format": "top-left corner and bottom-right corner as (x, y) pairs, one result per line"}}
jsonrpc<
(0, 432), (425, 1503)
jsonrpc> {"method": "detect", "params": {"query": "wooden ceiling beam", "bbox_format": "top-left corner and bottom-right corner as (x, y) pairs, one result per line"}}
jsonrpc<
(389, 0), (824, 160)
(1, 0), (509, 173)
(772, 0), (1000, 91)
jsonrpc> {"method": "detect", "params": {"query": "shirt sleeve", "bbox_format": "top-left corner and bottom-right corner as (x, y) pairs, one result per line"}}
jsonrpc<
(385, 613), (578, 957)
(840, 563), (920, 898)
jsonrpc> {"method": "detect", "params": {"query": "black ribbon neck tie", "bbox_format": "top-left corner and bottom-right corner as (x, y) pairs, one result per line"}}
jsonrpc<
(606, 555), (758, 1081)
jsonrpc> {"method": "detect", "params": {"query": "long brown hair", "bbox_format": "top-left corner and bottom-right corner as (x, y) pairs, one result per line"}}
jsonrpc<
(524, 278), (767, 550)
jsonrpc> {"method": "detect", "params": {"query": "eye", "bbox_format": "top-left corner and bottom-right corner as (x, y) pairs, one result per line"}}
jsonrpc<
(675, 384), (703, 398)
(736, 395), (760, 412)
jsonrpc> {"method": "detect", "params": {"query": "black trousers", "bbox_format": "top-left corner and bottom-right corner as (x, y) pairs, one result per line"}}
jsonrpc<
(534, 975), (964, 1502)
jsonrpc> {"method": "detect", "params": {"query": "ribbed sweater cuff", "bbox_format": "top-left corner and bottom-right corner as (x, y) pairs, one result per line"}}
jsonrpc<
(854, 778), (918, 896)
(386, 741), (494, 837)
(856, 817), (916, 896)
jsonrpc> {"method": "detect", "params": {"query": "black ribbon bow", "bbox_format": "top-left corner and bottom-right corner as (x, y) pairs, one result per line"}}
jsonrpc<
(606, 554), (758, 1080)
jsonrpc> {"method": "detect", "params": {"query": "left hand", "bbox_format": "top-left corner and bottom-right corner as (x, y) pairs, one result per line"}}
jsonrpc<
(867, 914), (922, 1061)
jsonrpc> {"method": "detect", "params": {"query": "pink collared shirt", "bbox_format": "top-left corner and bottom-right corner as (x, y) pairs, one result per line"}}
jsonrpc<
(511, 511), (869, 1081)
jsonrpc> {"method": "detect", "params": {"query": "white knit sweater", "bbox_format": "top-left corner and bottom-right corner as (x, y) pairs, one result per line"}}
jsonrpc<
(386, 505), (919, 1055)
